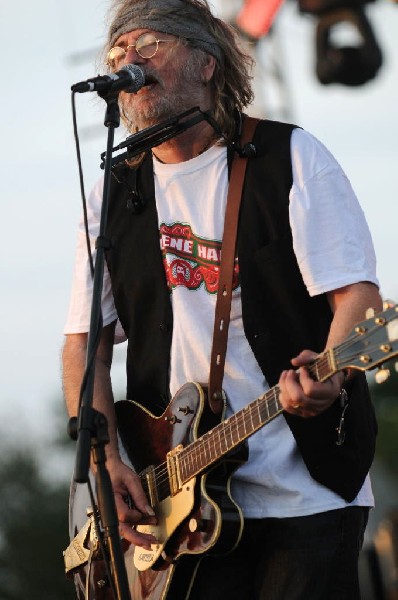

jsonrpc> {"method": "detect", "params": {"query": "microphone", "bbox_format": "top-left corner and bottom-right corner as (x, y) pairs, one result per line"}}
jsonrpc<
(71, 64), (145, 94)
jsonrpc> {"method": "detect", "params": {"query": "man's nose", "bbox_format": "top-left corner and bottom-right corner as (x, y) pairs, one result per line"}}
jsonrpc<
(125, 46), (146, 64)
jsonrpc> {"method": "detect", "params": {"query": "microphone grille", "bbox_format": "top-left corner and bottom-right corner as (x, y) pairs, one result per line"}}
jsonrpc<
(122, 64), (145, 93)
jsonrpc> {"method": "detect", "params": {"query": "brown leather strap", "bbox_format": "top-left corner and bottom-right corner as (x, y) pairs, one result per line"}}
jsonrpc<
(208, 116), (260, 413)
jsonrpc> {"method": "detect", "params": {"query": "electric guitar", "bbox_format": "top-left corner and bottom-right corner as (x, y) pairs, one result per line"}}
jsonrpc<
(66, 302), (398, 599)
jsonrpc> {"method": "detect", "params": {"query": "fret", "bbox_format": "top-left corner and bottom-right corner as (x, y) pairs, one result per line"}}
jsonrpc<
(259, 394), (269, 423)
(212, 427), (220, 458)
(219, 424), (228, 455)
(249, 399), (257, 432)
(239, 407), (248, 439)
(255, 396), (263, 428)
(217, 422), (227, 455)
(197, 435), (207, 469)
(193, 439), (201, 473)
(315, 357), (326, 381)
(225, 415), (235, 448)
(261, 394), (270, 422)
(206, 433), (216, 462)
(240, 407), (248, 438)
(249, 403), (258, 430)
(187, 443), (195, 478)
(178, 457), (186, 484)
(313, 360), (320, 382)
(307, 349), (335, 383)
(325, 348), (337, 380)
(215, 429), (223, 456)
(217, 427), (228, 455)
(232, 414), (239, 441)
(240, 410), (248, 439)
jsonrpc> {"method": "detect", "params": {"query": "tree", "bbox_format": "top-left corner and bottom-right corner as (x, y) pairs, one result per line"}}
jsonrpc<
(370, 361), (398, 477)
(0, 444), (75, 599)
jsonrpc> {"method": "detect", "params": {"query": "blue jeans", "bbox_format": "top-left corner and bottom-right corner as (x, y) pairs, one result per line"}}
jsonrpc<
(189, 507), (369, 600)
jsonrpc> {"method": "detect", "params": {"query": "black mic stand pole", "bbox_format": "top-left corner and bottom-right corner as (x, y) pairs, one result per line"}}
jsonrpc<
(70, 90), (131, 600)
(70, 102), (222, 599)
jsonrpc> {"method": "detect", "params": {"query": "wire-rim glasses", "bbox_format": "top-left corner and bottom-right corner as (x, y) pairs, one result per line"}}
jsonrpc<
(106, 32), (174, 68)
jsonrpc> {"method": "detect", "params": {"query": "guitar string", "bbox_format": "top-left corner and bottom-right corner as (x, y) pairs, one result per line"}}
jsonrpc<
(334, 336), (388, 363)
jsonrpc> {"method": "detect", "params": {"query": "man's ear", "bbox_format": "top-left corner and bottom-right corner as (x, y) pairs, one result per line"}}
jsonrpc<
(201, 54), (217, 84)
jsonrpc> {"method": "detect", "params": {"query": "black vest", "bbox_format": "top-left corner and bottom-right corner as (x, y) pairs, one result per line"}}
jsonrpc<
(105, 119), (377, 502)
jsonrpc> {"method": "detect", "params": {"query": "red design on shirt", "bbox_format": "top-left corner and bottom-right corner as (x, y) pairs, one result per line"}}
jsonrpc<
(160, 223), (239, 294)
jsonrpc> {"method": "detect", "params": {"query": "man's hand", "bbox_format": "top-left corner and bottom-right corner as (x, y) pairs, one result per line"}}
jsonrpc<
(106, 458), (158, 549)
(279, 350), (344, 418)
(63, 327), (158, 548)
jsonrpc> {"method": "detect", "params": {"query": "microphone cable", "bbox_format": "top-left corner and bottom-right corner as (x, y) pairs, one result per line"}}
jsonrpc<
(71, 91), (95, 279)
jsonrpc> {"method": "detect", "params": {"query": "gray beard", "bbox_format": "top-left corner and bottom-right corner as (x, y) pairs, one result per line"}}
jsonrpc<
(122, 51), (208, 131)
(136, 91), (196, 128)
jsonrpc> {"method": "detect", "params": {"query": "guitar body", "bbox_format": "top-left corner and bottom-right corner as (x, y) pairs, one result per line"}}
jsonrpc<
(69, 382), (247, 599)
(117, 383), (247, 581)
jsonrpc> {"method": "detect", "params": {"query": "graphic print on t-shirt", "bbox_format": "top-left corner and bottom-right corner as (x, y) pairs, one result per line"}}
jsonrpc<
(160, 222), (239, 294)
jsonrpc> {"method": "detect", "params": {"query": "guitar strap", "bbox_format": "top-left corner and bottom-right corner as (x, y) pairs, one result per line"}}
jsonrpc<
(208, 115), (260, 414)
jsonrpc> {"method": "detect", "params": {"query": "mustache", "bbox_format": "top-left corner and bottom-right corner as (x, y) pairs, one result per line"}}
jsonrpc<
(141, 68), (161, 87)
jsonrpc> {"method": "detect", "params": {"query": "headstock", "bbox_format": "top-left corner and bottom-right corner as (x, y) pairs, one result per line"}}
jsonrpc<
(334, 301), (398, 381)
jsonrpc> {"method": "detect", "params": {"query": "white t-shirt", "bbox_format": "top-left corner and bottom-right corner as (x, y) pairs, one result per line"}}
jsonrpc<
(64, 128), (379, 518)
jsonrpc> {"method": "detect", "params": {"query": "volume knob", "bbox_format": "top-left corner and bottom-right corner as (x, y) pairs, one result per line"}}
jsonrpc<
(189, 518), (208, 533)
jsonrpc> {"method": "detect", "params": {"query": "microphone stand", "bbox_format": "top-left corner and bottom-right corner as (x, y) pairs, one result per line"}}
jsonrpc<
(69, 103), (219, 600)
(69, 90), (131, 600)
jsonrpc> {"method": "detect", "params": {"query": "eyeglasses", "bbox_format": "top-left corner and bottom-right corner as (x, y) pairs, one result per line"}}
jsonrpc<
(106, 32), (174, 68)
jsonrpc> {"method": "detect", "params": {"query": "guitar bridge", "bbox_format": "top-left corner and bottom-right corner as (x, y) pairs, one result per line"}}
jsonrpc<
(166, 444), (183, 496)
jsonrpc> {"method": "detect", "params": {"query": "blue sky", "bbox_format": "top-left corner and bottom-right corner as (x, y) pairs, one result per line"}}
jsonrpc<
(0, 0), (397, 450)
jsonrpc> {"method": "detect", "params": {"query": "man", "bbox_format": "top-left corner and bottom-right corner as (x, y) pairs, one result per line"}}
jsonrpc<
(63, 1), (382, 598)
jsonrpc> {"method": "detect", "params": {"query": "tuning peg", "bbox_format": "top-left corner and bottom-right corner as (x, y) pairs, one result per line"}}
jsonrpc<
(383, 299), (396, 310)
(366, 308), (375, 319)
(375, 367), (391, 384)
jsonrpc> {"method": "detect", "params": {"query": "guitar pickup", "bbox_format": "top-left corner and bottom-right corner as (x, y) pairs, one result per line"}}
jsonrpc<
(166, 444), (183, 496)
(142, 465), (159, 507)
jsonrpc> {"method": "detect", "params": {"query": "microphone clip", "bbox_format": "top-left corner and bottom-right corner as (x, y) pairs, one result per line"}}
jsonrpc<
(235, 142), (257, 158)
(230, 110), (257, 158)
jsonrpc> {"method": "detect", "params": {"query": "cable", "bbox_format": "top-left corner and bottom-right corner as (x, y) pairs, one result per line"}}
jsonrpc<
(71, 91), (95, 278)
